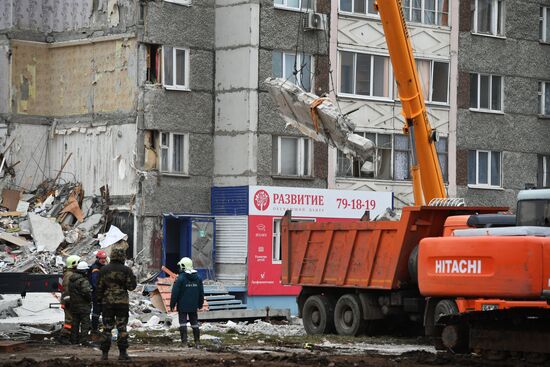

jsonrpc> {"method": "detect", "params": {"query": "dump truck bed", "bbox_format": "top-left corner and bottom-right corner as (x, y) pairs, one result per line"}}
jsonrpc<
(281, 206), (506, 290)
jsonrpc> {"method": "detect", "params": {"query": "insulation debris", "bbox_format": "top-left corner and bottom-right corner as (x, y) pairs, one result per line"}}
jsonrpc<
(264, 77), (374, 160)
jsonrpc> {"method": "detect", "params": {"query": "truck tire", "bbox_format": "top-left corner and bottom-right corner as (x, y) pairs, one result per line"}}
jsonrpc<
(302, 295), (334, 335)
(434, 299), (458, 324)
(334, 294), (365, 336)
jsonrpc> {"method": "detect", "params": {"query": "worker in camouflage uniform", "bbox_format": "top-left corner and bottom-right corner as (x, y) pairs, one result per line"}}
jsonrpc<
(97, 244), (137, 361)
(58, 255), (80, 344)
(69, 261), (92, 345)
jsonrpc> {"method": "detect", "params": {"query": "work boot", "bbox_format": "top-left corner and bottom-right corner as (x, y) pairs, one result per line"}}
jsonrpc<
(101, 350), (109, 361)
(179, 326), (188, 346)
(118, 348), (131, 361)
(192, 327), (200, 349)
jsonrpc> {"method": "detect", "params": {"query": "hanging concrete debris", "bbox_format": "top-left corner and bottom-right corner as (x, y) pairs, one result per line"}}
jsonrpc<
(264, 77), (374, 160)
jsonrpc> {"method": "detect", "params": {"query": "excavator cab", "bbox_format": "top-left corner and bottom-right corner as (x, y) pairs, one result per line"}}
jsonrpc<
(516, 189), (550, 227)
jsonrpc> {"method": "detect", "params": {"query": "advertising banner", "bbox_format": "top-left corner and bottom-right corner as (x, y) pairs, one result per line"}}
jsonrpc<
(247, 186), (393, 295)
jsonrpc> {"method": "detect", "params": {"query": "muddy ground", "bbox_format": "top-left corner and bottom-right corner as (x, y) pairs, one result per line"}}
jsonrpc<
(0, 328), (542, 367)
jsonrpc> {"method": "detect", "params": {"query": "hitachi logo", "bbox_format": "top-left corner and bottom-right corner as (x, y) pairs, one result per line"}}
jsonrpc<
(435, 259), (482, 274)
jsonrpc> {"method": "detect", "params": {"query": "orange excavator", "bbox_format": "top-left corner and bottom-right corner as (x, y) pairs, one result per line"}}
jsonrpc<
(280, 0), (550, 362)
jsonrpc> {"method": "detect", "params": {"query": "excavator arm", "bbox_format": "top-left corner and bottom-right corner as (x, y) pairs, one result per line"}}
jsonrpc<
(375, 0), (447, 205)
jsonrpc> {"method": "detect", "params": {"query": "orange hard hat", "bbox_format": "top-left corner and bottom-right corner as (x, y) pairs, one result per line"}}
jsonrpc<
(96, 250), (108, 260)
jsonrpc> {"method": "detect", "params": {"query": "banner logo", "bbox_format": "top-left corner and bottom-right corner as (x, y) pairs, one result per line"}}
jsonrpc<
(253, 190), (270, 211)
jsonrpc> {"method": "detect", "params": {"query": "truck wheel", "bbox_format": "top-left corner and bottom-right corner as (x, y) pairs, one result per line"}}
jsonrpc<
(302, 295), (334, 335)
(434, 299), (458, 324)
(334, 294), (364, 336)
(434, 300), (468, 352)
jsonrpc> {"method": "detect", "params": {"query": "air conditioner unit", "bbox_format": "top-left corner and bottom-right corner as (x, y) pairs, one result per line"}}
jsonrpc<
(303, 12), (327, 31)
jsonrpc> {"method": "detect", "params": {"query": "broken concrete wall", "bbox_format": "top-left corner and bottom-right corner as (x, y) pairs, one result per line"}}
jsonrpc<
(256, 0), (329, 189)
(457, 0), (550, 206)
(10, 37), (138, 116)
(0, 41), (9, 114)
(8, 121), (137, 196)
(1, 0), (136, 39)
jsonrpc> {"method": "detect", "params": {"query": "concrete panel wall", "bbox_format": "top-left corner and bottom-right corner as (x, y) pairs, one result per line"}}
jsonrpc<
(0, 42), (9, 114)
(11, 38), (138, 116)
(457, 0), (550, 206)
(1, 0), (136, 36)
(214, 1), (259, 187)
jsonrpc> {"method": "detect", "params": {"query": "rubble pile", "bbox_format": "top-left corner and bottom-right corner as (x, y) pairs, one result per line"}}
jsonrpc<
(0, 180), (110, 273)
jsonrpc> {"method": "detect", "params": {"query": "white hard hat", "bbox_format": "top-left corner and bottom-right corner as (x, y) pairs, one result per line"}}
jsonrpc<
(177, 257), (193, 271)
(76, 261), (89, 271)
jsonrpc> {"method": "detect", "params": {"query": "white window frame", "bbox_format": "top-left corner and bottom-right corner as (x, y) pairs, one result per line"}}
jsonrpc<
(471, 0), (505, 37)
(338, 50), (394, 101)
(470, 73), (504, 113)
(468, 150), (502, 188)
(158, 132), (190, 175)
(164, 0), (191, 6)
(273, 136), (313, 177)
(338, 0), (379, 17)
(541, 7), (550, 43)
(413, 59), (450, 104)
(274, 0), (314, 11)
(402, 0), (449, 26)
(272, 51), (314, 92)
(272, 217), (315, 263)
(541, 155), (550, 188)
(539, 81), (550, 116)
(162, 46), (190, 91)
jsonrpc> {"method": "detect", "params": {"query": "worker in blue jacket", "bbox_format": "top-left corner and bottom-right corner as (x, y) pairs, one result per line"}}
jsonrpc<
(169, 257), (204, 348)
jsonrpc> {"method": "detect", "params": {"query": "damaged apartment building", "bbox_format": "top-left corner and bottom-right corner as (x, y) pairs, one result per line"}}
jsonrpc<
(0, 0), (329, 302)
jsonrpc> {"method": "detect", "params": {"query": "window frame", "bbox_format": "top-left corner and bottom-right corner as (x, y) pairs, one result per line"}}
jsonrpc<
(164, 0), (191, 6)
(469, 73), (504, 113)
(272, 51), (314, 92)
(158, 132), (190, 176)
(471, 0), (505, 37)
(273, 136), (313, 177)
(412, 58), (450, 104)
(468, 150), (502, 188)
(539, 81), (550, 116)
(338, 50), (394, 101)
(274, 0), (314, 12)
(338, 0), (379, 17)
(539, 155), (550, 188)
(541, 7), (550, 43)
(402, 0), (450, 26)
(162, 46), (190, 91)
(272, 217), (315, 263)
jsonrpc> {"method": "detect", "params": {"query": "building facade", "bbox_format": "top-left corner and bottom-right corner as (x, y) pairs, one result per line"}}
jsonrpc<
(456, 0), (550, 207)
(328, 0), (459, 208)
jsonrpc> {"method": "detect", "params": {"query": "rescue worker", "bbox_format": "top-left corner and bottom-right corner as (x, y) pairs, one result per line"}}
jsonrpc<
(97, 245), (137, 361)
(88, 250), (108, 336)
(69, 261), (92, 345)
(169, 257), (204, 348)
(59, 255), (81, 344)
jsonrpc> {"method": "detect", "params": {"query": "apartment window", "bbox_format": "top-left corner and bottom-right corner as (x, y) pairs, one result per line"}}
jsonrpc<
(162, 46), (190, 90)
(339, 51), (392, 98)
(337, 133), (392, 179)
(272, 136), (313, 177)
(403, 0), (449, 26)
(339, 0), (378, 15)
(541, 7), (550, 43)
(469, 74), (503, 112)
(274, 0), (313, 11)
(272, 51), (312, 92)
(416, 59), (449, 103)
(539, 82), (550, 116)
(471, 0), (505, 36)
(159, 132), (189, 175)
(539, 155), (550, 188)
(272, 218), (315, 263)
(468, 150), (501, 187)
(146, 44), (161, 84)
(164, 0), (191, 5)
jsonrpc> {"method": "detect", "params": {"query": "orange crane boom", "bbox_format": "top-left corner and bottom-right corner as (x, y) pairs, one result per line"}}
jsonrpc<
(375, 0), (446, 205)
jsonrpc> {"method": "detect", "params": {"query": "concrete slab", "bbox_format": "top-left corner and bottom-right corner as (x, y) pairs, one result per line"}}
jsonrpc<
(264, 77), (374, 160)
(198, 308), (290, 322)
(28, 214), (65, 252)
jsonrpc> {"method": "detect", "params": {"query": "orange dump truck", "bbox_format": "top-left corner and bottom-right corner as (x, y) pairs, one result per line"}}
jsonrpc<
(282, 192), (550, 359)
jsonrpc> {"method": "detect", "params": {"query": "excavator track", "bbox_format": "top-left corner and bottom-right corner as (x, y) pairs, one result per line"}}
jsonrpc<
(437, 308), (550, 364)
